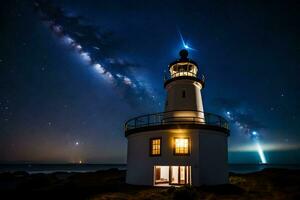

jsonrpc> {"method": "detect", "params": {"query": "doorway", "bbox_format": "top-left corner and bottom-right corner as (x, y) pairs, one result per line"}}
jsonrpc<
(154, 165), (191, 186)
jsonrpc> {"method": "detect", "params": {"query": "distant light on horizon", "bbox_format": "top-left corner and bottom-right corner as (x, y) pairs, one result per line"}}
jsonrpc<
(229, 142), (300, 152)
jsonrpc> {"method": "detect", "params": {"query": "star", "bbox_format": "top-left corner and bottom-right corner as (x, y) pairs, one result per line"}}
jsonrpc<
(252, 131), (258, 136)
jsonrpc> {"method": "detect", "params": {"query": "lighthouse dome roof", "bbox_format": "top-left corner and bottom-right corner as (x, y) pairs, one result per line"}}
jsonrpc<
(168, 49), (198, 69)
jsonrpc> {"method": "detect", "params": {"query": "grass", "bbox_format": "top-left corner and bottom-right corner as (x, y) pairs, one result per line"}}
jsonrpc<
(0, 168), (299, 199)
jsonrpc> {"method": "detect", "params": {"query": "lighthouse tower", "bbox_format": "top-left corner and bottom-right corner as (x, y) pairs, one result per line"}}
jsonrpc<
(125, 50), (230, 186)
(163, 49), (205, 123)
(165, 49), (204, 112)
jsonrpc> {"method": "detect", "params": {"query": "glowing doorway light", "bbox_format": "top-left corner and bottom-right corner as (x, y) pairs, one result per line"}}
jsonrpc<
(256, 142), (267, 164)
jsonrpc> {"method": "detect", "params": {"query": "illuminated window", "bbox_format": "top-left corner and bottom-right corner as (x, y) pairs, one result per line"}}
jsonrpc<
(150, 138), (161, 156)
(174, 138), (190, 155)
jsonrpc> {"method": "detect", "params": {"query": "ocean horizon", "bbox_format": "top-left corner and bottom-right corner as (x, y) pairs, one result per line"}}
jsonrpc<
(0, 163), (299, 174)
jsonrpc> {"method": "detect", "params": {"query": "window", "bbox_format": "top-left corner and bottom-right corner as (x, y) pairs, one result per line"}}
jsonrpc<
(174, 138), (190, 155)
(150, 138), (161, 156)
(182, 90), (186, 98)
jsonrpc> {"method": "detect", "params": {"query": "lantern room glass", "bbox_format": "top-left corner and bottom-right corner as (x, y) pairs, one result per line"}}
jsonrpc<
(169, 62), (198, 78)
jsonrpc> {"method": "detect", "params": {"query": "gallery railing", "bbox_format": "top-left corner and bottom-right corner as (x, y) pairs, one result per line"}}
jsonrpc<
(125, 110), (229, 132)
(164, 71), (205, 83)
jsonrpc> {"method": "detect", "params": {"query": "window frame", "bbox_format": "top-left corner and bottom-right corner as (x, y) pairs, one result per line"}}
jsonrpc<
(173, 137), (190, 156)
(149, 137), (162, 157)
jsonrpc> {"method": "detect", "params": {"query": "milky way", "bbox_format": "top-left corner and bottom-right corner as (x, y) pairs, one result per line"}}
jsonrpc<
(1, 0), (299, 164)
(33, 0), (157, 109)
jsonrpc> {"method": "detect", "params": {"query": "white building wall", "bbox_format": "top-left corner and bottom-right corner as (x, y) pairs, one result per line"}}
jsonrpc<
(165, 79), (204, 112)
(126, 128), (228, 186)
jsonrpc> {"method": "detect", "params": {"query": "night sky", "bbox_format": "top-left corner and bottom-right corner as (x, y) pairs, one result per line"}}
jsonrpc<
(1, 0), (299, 164)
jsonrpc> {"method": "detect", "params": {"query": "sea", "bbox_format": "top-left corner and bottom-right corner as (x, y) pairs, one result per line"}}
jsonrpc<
(0, 164), (299, 174)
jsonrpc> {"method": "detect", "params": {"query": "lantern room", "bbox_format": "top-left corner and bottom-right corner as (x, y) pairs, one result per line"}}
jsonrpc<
(169, 49), (198, 78)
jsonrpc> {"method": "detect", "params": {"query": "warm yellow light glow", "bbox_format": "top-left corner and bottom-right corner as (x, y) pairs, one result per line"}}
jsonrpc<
(169, 129), (186, 134)
(151, 138), (161, 155)
(173, 111), (197, 117)
(174, 138), (189, 155)
(154, 165), (192, 185)
(169, 62), (198, 78)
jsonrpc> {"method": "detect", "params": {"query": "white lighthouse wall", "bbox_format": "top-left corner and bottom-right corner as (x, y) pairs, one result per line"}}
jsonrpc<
(165, 80), (204, 113)
(126, 128), (228, 186)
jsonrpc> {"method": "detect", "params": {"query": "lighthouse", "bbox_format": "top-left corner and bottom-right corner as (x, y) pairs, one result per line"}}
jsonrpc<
(125, 50), (230, 186)
(165, 49), (204, 112)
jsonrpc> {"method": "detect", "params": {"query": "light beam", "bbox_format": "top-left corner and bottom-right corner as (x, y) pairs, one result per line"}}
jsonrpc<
(177, 28), (197, 51)
(256, 141), (267, 164)
(178, 29), (187, 49)
(225, 111), (268, 164)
